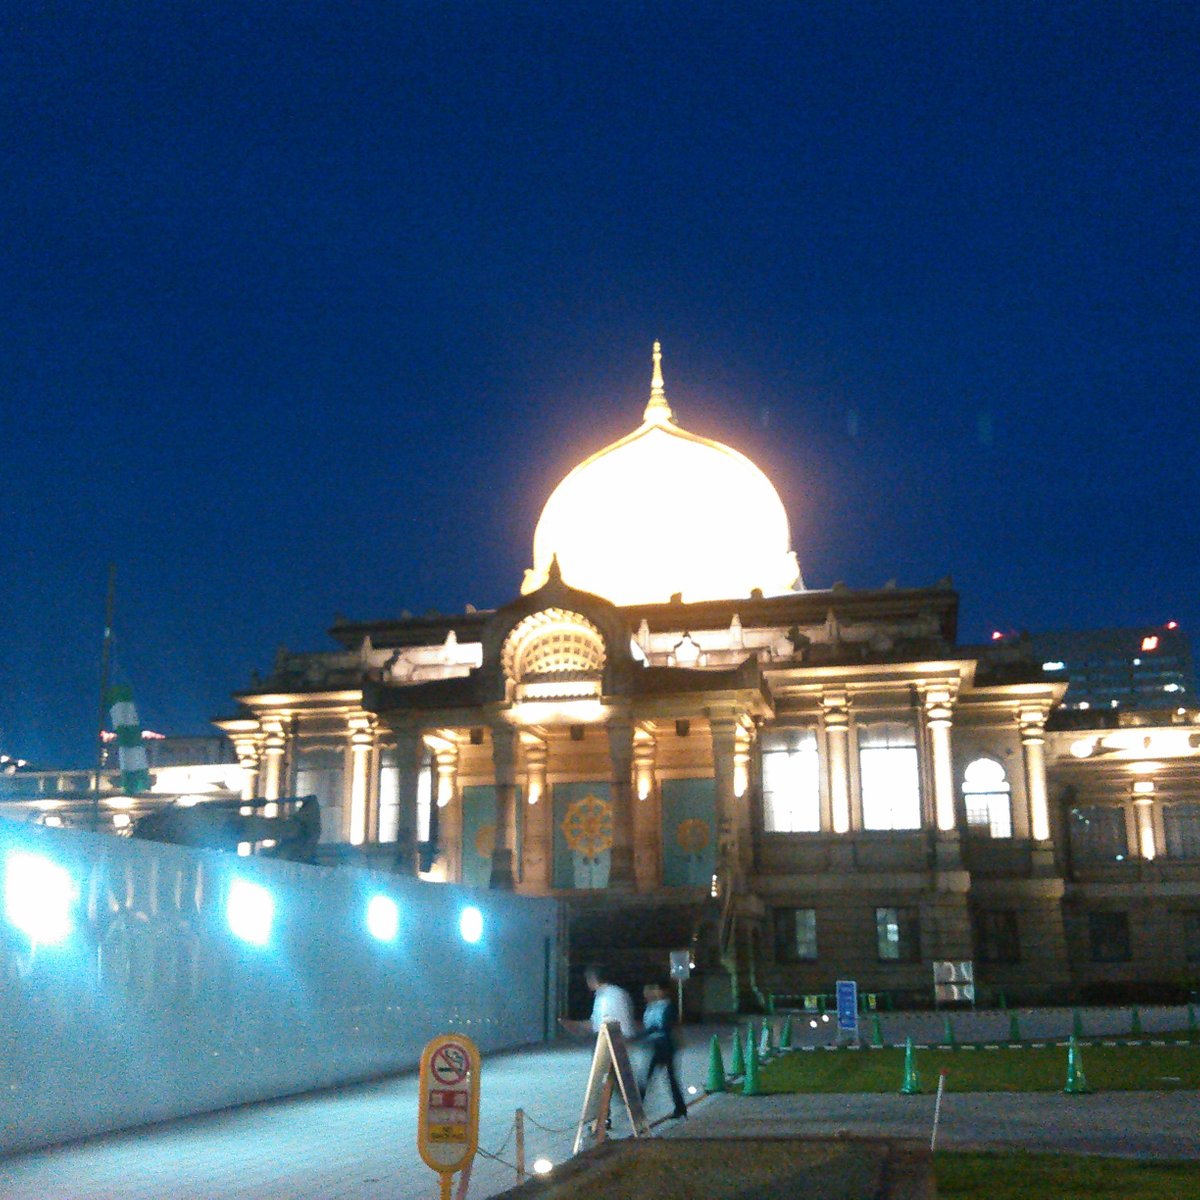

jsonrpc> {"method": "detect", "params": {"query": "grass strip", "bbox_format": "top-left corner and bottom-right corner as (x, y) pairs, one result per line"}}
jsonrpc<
(757, 1043), (1200, 1093)
(936, 1150), (1200, 1199)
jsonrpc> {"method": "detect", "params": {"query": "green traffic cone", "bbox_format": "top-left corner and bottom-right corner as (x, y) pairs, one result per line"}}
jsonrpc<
(1072, 1008), (1084, 1039)
(730, 1026), (745, 1077)
(943, 1014), (956, 1048)
(780, 1013), (793, 1049)
(1008, 1012), (1021, 1043)
(759, 1019), (773, 1059)
(871, 1013), (884, 1047)
(1063, 1035), (1091, 1094)
(1130, 1007), (1142, 1038)
(705, 1034), (727, 1093)
(767, 993), (776, 1015)
(900, 1037), (921, 1094)
(742, 1029), (762, 1096)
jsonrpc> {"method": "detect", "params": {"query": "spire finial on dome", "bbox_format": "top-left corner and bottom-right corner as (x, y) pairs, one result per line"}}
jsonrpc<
(643, 340), (675, 424)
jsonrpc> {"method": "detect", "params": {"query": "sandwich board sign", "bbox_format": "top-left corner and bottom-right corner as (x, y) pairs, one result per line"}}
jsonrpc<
(573, 1020), (650, 1154)
(418, 1033), (481, 1200)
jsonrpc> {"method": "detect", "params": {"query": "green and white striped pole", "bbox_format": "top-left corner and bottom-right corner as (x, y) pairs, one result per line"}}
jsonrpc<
(107, 684), (151, 795)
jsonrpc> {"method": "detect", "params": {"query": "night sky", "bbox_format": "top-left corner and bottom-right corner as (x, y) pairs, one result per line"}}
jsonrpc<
(4, 2), (1197, 766)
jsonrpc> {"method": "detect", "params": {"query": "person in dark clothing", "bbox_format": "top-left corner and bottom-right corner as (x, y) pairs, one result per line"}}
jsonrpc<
(636, 981), (687, 1119)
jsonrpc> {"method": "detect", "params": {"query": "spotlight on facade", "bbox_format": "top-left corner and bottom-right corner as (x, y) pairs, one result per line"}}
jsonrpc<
(459, 905), (484, 944)
(227, 879), (274, 946)
(532, 1158), (553, 1176)
(3, 852), (75, 945)
(366, 894), (399, 942)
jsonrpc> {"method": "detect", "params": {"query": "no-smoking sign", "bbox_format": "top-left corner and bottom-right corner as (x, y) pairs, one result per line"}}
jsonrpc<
(418, 1033), (481, 1188)
(431, 1043), (470, 1085)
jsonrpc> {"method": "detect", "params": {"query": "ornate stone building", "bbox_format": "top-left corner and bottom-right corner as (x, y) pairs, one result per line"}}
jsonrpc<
(215, 346), (1200, 1010)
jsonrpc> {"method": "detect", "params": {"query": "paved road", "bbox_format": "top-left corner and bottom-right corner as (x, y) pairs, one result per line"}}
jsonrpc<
(0, 1033), (717, 1200)
(669, 1090), (1200, 1160)
(1, 1008), (1194, 1199)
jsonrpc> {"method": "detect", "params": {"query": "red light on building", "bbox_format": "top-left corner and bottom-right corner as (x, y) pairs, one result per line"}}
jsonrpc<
(991, 630), (1003, 641)
(1166, 621), (1178, 630)
(1141, 635), (1159, 652)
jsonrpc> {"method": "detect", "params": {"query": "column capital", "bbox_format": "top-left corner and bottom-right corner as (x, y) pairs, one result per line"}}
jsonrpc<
(1016, 705), (1049, 744)
(921, 687), (956, 728)
(348, 712), (376, 748)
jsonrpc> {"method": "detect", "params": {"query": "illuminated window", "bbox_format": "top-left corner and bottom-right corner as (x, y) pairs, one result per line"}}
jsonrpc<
(501, 609), (606, 681)
(875, 906), (920, 962)
(962, 758), (1012, 838)
(761, 729), (820, 832)
(295, 746), (344, 843)
(859, 722), (921, 831)
(1141, 636), (1159, 652)
(378, 745), (401, 843)
(773, 908), (818, 962)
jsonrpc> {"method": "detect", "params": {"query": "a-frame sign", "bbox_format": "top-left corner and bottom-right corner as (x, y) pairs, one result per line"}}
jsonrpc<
(573, 1020), (650, 1153)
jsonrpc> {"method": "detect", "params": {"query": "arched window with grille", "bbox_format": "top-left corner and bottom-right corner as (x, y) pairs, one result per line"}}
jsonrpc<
(961, 757), (1012, 838)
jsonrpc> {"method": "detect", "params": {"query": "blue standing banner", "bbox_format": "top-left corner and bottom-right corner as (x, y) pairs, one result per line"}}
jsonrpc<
(835, 979), (858, 1040)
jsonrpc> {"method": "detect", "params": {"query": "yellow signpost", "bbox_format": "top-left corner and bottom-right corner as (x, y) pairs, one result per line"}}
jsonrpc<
(418, 1033), (481, 1200)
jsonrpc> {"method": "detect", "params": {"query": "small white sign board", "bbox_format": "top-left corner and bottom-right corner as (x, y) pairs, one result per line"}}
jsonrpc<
(573, 1021), (650, 1153)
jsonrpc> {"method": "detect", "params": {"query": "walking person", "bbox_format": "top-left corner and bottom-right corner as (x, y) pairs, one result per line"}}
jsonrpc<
(636, 981), (687, 1119)
(559, 964), (638, 1039)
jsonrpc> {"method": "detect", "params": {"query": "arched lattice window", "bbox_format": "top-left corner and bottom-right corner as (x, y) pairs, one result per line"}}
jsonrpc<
(961, 757), (1012, 838)
(501, 608), (606, 682)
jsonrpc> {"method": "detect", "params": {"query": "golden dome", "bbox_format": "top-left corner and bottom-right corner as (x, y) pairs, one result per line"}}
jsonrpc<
(521, 344), (802, 606)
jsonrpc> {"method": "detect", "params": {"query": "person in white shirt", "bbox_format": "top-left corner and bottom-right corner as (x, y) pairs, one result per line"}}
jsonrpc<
(559, 964), (637, 1039)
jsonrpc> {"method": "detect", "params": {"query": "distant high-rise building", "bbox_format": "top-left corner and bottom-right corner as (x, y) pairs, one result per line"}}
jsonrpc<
(1029, 624), (1193, 712)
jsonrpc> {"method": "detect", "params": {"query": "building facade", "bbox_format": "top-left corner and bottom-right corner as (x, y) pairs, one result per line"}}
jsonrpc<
(213, 347), (1200, 1010)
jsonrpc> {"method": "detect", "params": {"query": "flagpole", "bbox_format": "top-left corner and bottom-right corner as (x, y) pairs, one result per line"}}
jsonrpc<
(92, 564), (116, 833)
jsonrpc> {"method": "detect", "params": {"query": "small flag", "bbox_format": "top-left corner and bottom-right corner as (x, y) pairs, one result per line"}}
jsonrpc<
(107, 684), (151, 794)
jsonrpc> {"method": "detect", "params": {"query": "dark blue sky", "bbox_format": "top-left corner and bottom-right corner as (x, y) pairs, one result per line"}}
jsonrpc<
(4, 2), (1197, 766)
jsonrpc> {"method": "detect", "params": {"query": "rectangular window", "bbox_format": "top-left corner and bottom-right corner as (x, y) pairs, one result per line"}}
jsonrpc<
(377, 748), (400, 843)
(294, 746), (345, 844)
(1069, 806), (1128, 863)
(1164, 805), (1200, 859)
(875, 906), (921, 962)
(976, 910), (1020, 964)
(859, 722), (921, 830)
(773, 908), (818, 962)
(1088, 911), (1131, 963)
(761, 729), (821, 832)
(964, 795), (1013, 838)
(1183, 912), (1200, 964)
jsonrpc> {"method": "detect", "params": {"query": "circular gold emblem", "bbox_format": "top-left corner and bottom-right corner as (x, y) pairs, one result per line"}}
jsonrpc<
(675, 818), (711, 855)
(560, 794), (613, 859)
(474, 822), (496, 858)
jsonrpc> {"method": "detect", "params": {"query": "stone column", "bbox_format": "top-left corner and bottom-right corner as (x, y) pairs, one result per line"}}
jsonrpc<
(489, 725), (518, 890)
(1133, 791), (1157, 861)
(821, 693), (852, 834)
(606, 719), (636, 890)
(522, 738), (552, 891)
(232, 736), (260, 805)
(632, 728), (660, 890)
(393, 725), (423, 876)
(434, 743), (460, 879)
(1018, 707), (1051, 842)
(922, 690), (957, 832)
(709, 717), (740, 883)
(261, 721), (286, 816)
(347, 715), (375, 846)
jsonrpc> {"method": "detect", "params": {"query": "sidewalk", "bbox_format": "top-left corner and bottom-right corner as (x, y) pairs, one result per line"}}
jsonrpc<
(0, 1031), (720, 1200)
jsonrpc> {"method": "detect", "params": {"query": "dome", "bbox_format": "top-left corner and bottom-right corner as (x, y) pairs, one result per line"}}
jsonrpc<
(522, 344), (803, 606)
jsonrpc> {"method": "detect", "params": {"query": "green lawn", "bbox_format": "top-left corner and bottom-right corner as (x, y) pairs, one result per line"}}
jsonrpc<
(936, 1151), (1200, 1199)
(756, 1042), (1200, 1093)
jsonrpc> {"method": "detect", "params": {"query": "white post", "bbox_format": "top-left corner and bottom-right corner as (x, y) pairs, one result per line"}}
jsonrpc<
(930, 1069), (948, 1150)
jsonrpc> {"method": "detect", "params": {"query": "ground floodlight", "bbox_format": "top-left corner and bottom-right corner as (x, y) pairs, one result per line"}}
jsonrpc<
(367, 894), (399, 942)
(4, 852), (75, 945)
(459, 905), (483, 944)
(227, 879), (274, 946)
(532, 1158), (553, 1176)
